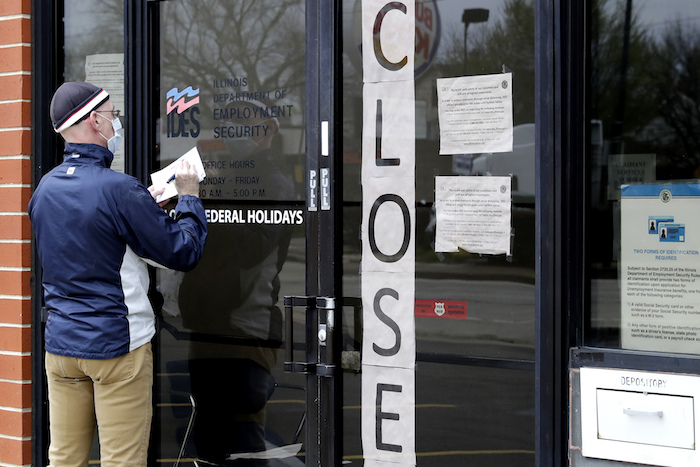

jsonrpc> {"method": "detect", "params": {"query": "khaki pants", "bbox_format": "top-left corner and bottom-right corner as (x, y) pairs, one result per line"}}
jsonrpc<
(45, 343), (153, 467)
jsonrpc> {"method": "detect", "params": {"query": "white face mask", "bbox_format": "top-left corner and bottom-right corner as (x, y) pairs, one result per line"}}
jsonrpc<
(97, 112), (123, 154)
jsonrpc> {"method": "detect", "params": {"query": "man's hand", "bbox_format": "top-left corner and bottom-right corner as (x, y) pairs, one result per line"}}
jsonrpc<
(147, 185), (169, 207)
(173, 160), (200, 198)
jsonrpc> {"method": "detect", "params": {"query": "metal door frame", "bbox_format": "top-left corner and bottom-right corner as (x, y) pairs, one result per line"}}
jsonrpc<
(301, 0), (344, 464)
(535, 1), (585, 466)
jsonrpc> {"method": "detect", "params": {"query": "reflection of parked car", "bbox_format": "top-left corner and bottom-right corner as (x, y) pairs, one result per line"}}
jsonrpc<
(471, 123), (535, 195)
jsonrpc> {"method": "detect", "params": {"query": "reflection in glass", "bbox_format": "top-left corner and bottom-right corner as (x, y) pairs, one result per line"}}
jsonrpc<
(61, 2), (127, 463)
(175, 100), (293, 466)
(342, 0), (536, 464)
(587, 0), (700, 351)
(344, 0), (536, 358)
(64, 1), (124, 82)
(64, 1), (126, 172)
(155, 1), (306, 465)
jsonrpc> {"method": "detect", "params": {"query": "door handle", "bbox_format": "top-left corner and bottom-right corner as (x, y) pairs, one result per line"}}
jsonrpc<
(283, 295), (343, 377)
(284, 295), (317, 374)
(623, 408), (663, 417)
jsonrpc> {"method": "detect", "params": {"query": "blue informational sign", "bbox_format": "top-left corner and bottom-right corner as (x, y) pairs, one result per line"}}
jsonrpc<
(620, 183), (700, 354)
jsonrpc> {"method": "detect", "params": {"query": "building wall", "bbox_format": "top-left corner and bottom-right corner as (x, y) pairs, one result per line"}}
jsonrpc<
(0, 0), (33, 465)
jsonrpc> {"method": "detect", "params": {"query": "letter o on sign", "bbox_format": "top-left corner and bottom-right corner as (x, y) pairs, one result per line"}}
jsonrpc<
(369, 194), (411, 262)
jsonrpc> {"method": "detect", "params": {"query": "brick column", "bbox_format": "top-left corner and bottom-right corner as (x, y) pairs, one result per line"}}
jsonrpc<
(0, 0), (33, 465)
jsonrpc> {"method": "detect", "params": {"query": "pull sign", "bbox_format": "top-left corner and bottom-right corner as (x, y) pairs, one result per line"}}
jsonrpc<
(308, 169), (318, 211)
(321, 168), (331, 211)
(321, 121), (329, 156)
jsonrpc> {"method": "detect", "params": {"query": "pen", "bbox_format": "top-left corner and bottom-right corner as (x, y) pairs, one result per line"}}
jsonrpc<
(167, 174), (175, 183)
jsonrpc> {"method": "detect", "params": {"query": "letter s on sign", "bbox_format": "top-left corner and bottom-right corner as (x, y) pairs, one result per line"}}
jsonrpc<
(372, 288), (401, 357)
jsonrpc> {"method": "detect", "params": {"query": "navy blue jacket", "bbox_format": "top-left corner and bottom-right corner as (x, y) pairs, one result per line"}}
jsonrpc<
(28, 143), (208, 359)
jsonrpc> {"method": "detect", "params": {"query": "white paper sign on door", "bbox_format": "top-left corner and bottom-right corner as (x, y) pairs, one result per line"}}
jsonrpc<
(85, 54), (125, 114)
(85, 54), (125, 173)
(435, 175), (512, 255)
(437, 73), (513, 155)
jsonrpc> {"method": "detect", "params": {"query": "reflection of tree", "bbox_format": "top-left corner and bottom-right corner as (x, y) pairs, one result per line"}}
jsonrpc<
(63, 0), (124, 81)
(648, 21), (700, 177)
(588, 1), (700, 270)
(590, 0), (657, 149)
(435, 0), (536, 125)
(62, 1), (306, 122)
(160, 0), (306, 123)
(590, 1), (700, 177)
(481, 0), (535, 125)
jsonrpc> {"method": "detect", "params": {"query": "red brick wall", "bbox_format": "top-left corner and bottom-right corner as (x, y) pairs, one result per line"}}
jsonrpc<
(0, 0), (33, 465)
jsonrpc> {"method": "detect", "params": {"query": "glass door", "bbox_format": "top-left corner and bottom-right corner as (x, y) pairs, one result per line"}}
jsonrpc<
(340, 0), (536, 466)
(150, 0), (537, 465)
(151, 1), (310, 465)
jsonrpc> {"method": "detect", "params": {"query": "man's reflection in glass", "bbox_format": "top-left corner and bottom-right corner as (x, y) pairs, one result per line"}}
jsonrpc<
(177, 99), (294, 466)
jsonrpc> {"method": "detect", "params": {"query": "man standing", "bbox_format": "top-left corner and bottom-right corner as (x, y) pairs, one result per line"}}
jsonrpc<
(28, 81), (208, 466)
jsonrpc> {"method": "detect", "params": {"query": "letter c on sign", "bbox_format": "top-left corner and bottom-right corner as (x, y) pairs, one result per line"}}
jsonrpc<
(369, 194), (411, 262)
(373, 2), (408, 71)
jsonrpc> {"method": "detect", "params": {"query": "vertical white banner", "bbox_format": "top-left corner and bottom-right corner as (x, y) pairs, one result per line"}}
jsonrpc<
(434, 175), (512, 255)
(361, 0), (416, 465)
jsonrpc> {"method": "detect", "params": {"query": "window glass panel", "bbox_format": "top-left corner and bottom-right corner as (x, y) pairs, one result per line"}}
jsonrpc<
(60, 2), (125, 462)
(64, 1), (126, 172)
(587, 0), (700, 352)
(343, 0), (536, 463)
(343, 0), (536, 360)
(153, 1), (307, 463)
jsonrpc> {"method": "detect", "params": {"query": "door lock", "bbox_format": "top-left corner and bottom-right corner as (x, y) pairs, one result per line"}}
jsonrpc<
(318, 324), (327, 345)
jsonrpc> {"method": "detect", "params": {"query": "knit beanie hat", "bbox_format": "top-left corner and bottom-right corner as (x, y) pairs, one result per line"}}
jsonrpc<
(50, 82), (109, 133)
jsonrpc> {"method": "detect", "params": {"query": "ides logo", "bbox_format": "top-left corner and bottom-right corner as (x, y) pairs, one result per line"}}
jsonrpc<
(166, 86), (200, 138)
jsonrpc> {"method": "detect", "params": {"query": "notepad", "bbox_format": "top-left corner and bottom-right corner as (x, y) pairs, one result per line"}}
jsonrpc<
(150, 147), (206, 203)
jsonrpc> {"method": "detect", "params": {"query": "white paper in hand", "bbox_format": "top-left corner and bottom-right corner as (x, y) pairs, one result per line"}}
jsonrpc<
(150, 147), (206, 203)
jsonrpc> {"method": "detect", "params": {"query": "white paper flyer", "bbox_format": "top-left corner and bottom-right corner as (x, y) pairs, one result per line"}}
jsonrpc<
(435, 176), (512, 255)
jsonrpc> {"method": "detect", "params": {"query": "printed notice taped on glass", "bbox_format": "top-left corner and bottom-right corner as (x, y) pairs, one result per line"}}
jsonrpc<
(437, 73), (513, 155)
(85, 54), (125, 115)
(435, 176), (511, 255)
(621, 183), (700, 354)
(86, 54), (125, 172)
